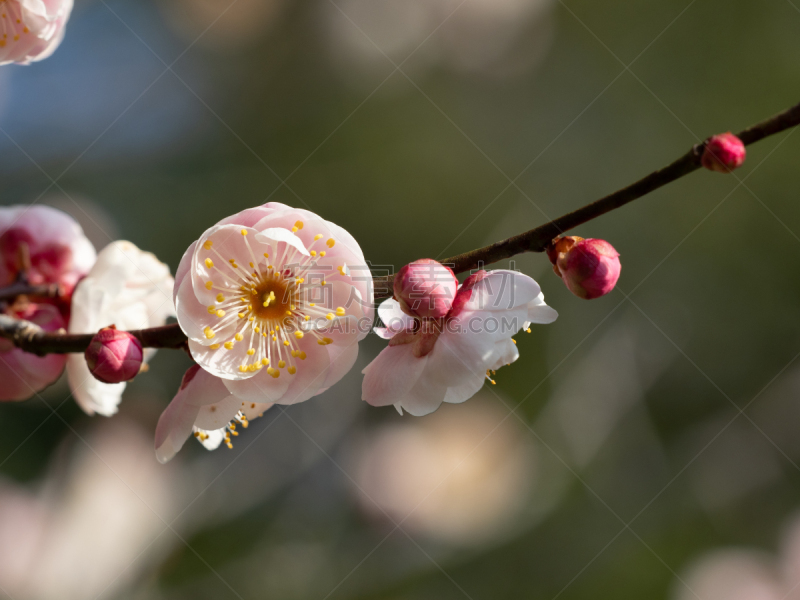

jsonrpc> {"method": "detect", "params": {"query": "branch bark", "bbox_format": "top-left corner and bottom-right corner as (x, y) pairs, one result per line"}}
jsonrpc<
(2, 100), (799, 355)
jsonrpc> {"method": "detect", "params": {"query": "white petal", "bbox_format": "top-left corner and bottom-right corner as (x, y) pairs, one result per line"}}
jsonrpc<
(396, 374), (448, 417)
(194, 395), (243, 430)
(443, 372), (486, 405)
(66, 354), (125, 417)
(193, 427), (225, 451)
(362, 344), (427, 406)
(463, 270), (542, 312)
(526, 292), (559, 324)
(255, 228), (309, 257)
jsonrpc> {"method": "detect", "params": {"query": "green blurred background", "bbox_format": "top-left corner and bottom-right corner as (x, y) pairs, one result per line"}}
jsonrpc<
(2, 0), (800, 598)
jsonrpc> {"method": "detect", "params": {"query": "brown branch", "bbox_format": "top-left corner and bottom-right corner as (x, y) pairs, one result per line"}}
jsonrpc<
(2, 99), (799, 355)
(0, 281), (62, 303)
(438, 100), (800, 276)
(0, 316), (187, 355)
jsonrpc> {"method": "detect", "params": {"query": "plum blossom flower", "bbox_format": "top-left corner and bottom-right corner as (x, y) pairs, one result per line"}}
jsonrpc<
(66, 241), (174, 416)
(174, 202), (374, 408)
(154, 364), (274, 463)
(0, 205), (94, 401)
(0, 301), (66, 401)
(363, 269), (557, 416)
(0, 0), (73, 66)
(0, 204), (96, 303)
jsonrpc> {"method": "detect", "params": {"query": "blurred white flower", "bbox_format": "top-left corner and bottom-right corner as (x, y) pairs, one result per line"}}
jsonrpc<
(675, 514), (800, 600)
(350, 395), (537, 546)
(0, 419), (179, 600)
(325, 0), (555, 79)
(67, 241), (175, 416)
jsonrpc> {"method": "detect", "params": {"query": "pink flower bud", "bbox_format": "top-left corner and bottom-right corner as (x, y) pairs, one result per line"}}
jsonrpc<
(85, 327), (143, 384)
(394, 259), (458, 319)
(547, 236), (621, 300)
(701, 133), (746, 173)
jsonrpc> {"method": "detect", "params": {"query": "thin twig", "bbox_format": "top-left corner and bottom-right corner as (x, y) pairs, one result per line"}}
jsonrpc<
(2, 100), (799, 354)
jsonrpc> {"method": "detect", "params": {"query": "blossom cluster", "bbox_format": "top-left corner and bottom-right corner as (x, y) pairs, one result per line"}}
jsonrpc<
(0, 200), (626, 463)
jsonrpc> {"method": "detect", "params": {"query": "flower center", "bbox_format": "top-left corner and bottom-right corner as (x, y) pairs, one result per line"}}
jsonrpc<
(199, 226), (345, 378)
(250, 278), (292, 322)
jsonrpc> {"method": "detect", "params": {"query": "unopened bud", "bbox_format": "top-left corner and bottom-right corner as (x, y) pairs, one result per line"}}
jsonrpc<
(394, 259), (458, 319)
(85, 326), (144, 384)
(547, 236), (621, 300)
(701, 133), (746, 173)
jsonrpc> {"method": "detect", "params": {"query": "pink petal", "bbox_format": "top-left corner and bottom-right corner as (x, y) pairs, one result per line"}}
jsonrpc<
(222, 364), (291, 403)
(318, 341), (359, 393)
(188, 339), (254, 382)
(362, 344), (427, 407)
(396, 375), (448, 417)
(194, 395), (244, 430)
(155, 366), (231, 463)
(176, 276), (237, 347)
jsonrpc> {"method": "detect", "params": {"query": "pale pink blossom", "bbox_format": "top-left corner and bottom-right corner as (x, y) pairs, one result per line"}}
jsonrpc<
(0, 301), (66, 401)
(363, 270), (557, 416)
(85, 327), (143, 384)
(672, 515), (800, 600)
(702, 132), (746, 173)
(0, 204), (95, 301)
(0, 0), (73, 66)
(155, 364), (273, 463)
(174, 202), (373, 407)
(0, 205), (94, 402)
(394, 258), (458, 319)
(66, 241), (174, 416)
(547, 236), (621, 300)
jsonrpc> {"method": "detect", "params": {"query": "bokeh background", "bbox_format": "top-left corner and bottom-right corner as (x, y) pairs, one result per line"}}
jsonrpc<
(2, 0), (800, 598)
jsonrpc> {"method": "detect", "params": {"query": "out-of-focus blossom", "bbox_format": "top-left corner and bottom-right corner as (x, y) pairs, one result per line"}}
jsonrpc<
(0, 204), (95, 302)
(676, 551), (782, 600)
(363, 270), (557, 416)
(547, 236), (621, 300)
(66, 241), (174, 416)
(155, 364), (273, 463)
(85, 326), (143, 384)
(0, 301), (66, 400)
(161, 0), (287, 51)
(394, 258), (458, 319)
(175, 202), (373, 406)
(327, 0), (555, 78)
(0, 0), (73, 66)
(702, 132), (746, 173)
(0, 419), (179, 600)
(674, 515), (800, 600)
(351, 397), (537, 545)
